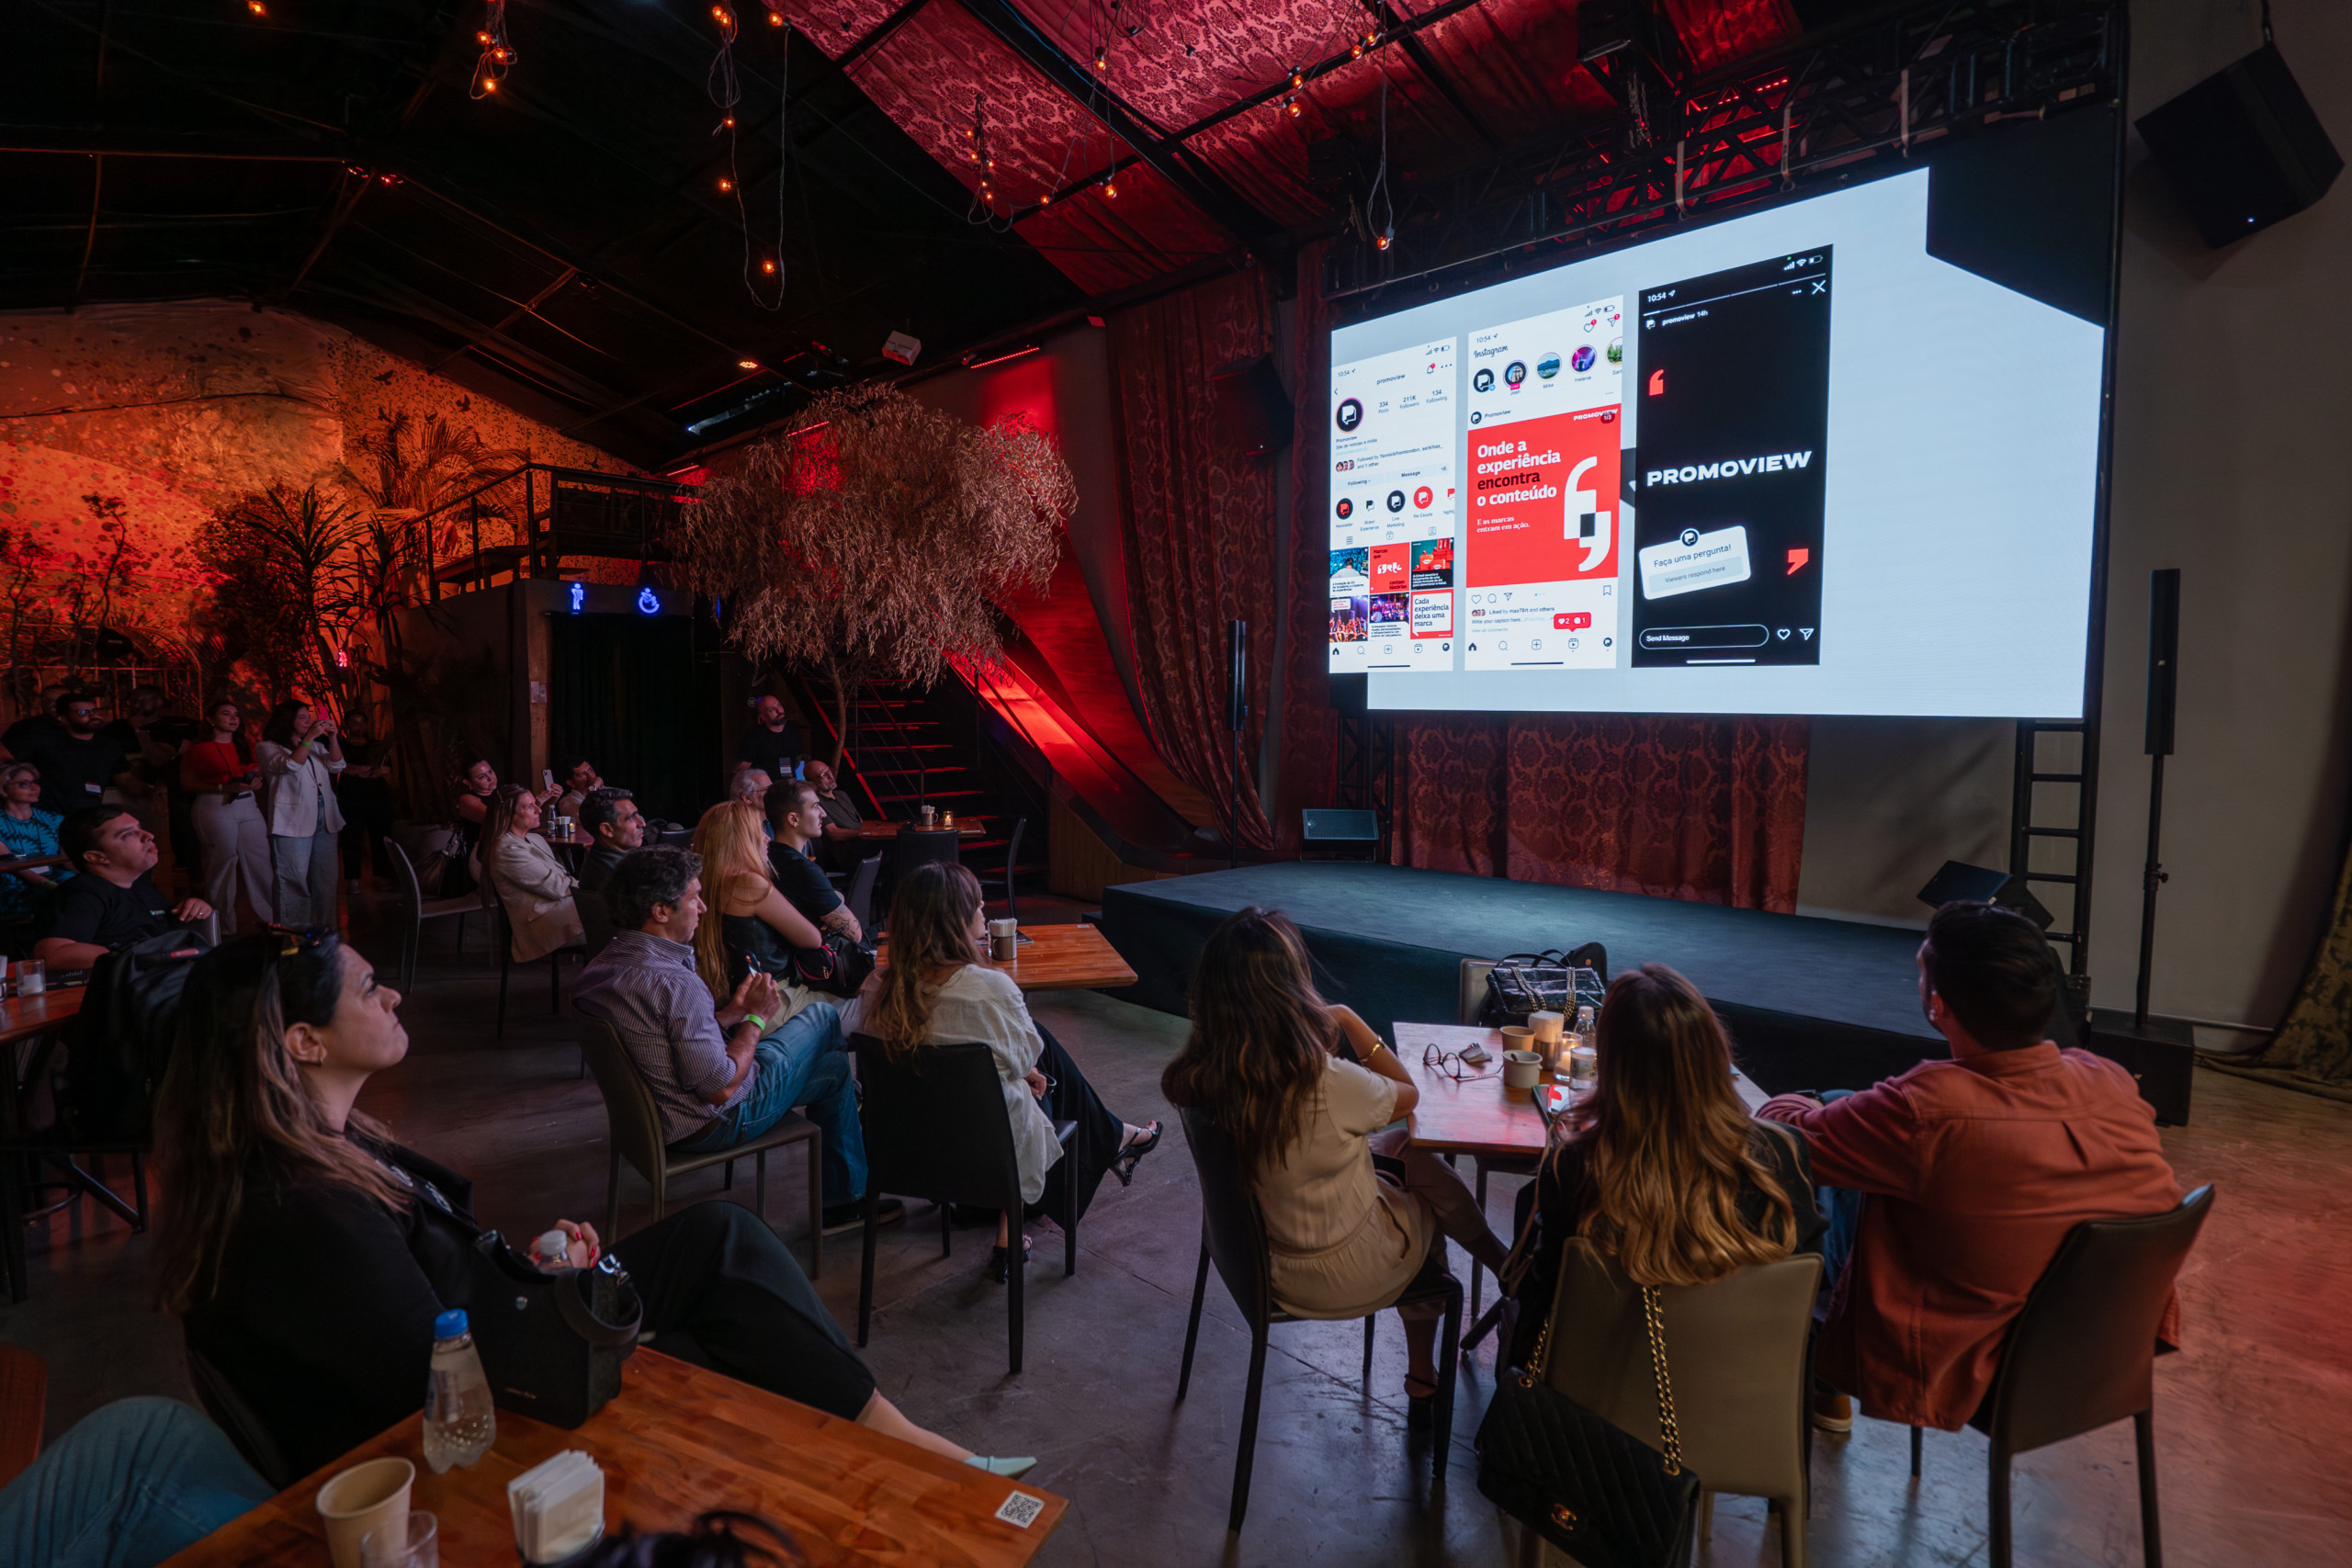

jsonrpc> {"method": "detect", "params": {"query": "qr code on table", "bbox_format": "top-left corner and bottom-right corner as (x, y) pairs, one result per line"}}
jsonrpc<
(995, 1491), (1046, 1529)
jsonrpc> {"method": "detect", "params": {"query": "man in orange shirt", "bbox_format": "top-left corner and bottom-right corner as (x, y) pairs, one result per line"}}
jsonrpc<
(1759, 902), (2183, 1433)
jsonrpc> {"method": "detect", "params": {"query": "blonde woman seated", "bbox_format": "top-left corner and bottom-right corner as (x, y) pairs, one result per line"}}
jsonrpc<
(843, 863), (1160, 1281)
(1159, 907), (1510, 1426)
(689, 801), (889, 1231)
(1503, 964), (1823, 1369)
(481, 784), (583, 960)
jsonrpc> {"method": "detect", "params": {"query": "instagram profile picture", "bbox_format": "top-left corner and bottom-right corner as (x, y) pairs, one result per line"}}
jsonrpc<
(1570, 345), (1596, 372)
(1472, 367), (1495, 393)
(1504, 361), (1527, 388)
(1335, 397), (1363, 432)
(1536, 353), (1560, 379)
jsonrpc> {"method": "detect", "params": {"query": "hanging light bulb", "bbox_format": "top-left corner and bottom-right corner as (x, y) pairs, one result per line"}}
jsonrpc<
(718, 176), (733, 191)
(476, 29), (492, 42)
(766, 8), (782, 22)
(483, 77), (499, 91)
(722, 115), (735, 129)
(762, 257), (777, 275)
(1093, 45), (1107, 73)
(1103, 176), (1119, 199)
(1285, 95), (1302, 118)
(1376, 228), (1393, 251)
(1351, 41), (1363, 59)
(247, 0), (266, 13)
(1291, 67), (1305, 89)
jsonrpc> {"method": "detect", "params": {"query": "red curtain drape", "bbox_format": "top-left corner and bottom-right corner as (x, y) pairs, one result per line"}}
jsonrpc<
(1106, 267), (1280, 850)
(1391, 713), (1811, 911)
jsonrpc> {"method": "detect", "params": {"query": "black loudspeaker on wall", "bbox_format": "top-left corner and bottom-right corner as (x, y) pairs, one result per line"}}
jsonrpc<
(2135, 30), (2342, 249)
(1211, 357), (1294, 457)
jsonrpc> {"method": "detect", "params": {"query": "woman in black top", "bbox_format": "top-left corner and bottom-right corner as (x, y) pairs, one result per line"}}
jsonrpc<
(152, 930), (1034, 1482)
(1506, 964), (1824, 1368)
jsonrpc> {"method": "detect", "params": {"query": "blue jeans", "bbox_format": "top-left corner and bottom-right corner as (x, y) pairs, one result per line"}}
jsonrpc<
(670, 1001), (865, 1209)
(0, 1398), (271, 1568)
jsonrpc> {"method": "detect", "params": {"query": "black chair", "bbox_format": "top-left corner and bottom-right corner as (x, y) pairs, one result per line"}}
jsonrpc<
(185, 1335), (294, 1492)
(843, 852), (882, 933)
(577, 886), (617, 961)
(1174, 1105), (1463, 1532)
(0, 1030), (151, 1304)
(481, 867), (582, 1039)
(850, 1034), (1079, 1375)
(385, 839), (475, 993)
(983, 818), (1027, 919)
(1908, 1184), (2215, 1568)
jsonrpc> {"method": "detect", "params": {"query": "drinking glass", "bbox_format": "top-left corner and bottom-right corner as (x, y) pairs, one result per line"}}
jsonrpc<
(361, 1509), (438, 1568)
(17, 958), (44, 997)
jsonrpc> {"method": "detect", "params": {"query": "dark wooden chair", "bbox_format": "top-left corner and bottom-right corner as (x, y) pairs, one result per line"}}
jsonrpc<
(1175, 1104), (1462, 1532)
(850, 1035), (1079, 1375)
(577, 1017), (822, 1277)
(1908, 1184), (2216, 1568)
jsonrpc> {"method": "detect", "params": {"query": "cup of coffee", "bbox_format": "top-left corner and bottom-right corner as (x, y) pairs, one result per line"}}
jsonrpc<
(918, 804), (937, 827)
(988, 918), (1019, 962)
(1528, 1010), (1566, 1046)
(1499, 1024), (1533, 1054)
(318, 1457), (414, 1568)
(1501, 1049), (1544, 1091)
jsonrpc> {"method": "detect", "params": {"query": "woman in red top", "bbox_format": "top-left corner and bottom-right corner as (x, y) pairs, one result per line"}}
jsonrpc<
(179, 699), (273, 933)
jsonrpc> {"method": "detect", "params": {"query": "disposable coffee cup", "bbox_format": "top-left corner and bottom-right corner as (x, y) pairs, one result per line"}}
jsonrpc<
(318, 1457), (414, 1568)
(1502, 1049), (1544, 1090)
(988, 919), (1019, 961)
(1529, 1010), (1566, 1045)
(1499, 1024), (1534, 1052)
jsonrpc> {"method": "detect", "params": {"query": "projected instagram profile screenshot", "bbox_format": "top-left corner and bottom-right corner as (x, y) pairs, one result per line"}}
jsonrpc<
(1459, 298), (1625, 671)
(1329, 338), (1458, 672)
(1631, 249), (1832, 668)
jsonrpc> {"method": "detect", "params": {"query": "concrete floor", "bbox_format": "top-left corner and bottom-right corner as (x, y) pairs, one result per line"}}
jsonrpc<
(4, 886), (2349, 1566)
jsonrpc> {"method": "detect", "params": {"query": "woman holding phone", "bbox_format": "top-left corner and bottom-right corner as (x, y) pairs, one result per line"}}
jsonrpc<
(255, 699), (345, 928)
(181, 699), (273, 933)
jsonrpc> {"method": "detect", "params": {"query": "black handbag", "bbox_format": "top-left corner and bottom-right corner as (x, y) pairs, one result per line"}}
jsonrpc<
(787, 932), (876, 998)
(454, 1230), (644, 1429)
(1480, 948), (1608, 1028)
(1475, 1274), (1702, 1566)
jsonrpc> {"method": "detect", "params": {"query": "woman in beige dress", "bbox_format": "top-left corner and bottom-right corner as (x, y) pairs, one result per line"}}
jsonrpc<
(1160, 907), (1508, 1423)
(480, 784), (583, 961)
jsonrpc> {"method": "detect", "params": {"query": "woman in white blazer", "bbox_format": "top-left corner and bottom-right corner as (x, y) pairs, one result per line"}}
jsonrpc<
(843, 862), (1160, 1281)
(481, 784), (584, 962)
(254, 700), (345, 928)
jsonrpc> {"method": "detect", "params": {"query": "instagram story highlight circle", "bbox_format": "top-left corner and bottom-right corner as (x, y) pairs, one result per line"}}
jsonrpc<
(1570, 345), (1596, 372)
(1386, 490), (1407, 513)
(1536, 352), (1561, 380)
(1413, 486), (1433, 509)
(1473, 367), (1495, 393)
(1336, 497), (1353, 520)
(1504, 361), (1527, 388)
(1607, 337), (1623, 365)
(1335, 397), (1363, 433)
(1470, 411), (1482, 424)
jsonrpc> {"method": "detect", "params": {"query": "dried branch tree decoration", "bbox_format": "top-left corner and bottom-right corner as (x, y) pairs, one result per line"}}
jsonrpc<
(675, 386), (1072, 761)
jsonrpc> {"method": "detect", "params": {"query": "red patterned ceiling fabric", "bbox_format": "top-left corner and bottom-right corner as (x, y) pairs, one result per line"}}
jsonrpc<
(1661, 0), (1802, 73)
(1012, 164), (1235, 295)
(786, 0), (907, 57)
(1408, 0), (1619, 144)
(1009, 0), (1372, 131)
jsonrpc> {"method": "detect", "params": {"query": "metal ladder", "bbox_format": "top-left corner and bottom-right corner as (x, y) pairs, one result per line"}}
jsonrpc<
(2009, 718), (2100, 998)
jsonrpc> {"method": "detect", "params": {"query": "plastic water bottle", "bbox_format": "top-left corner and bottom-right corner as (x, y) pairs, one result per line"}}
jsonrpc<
(422, 1308), (496, 1473)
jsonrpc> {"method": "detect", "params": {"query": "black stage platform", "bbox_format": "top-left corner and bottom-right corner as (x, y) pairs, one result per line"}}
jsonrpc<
(1102, 863), (1945, 1094)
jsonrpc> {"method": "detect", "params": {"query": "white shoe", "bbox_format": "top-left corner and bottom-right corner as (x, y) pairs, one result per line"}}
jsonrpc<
(965, 1455), (1037, 1479)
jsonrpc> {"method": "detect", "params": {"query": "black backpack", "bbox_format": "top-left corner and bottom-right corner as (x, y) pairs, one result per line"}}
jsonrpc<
(62, 925), (211, 1142)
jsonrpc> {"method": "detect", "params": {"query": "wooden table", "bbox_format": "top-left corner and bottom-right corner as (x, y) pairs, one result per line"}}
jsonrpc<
(1394, 1021), (1768, 1161)
(855, 820), (986, 840)
(163, 1349), (1067, 1567)
(0, 854), (64, 876)
(0, 987), (82, 1050)
(875, 923), (1137, 993)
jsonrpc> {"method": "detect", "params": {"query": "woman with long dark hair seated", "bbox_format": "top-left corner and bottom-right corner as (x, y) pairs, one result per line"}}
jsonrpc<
(481, 783), (584, 961)
(152, 929), (1034, 1483)
(1504, 964), (1824, 1367)
(842, 863), (1159, 1280)
(1159, 908), (1509, 1423)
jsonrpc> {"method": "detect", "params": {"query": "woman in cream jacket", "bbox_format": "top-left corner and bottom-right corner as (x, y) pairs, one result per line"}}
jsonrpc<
(480, 784), (584, 961)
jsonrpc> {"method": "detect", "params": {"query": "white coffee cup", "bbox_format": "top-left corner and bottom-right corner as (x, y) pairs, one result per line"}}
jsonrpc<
(988, 918), (1019, 961)
(1528, 1010), (1566, 1045)
(1501, 1049), (1544, 1090)
(318, 1457), (414, 1568)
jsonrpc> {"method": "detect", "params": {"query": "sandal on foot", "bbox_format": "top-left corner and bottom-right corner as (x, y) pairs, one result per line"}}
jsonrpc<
(1112, 1120), (1163, 1187)
(988, 1235), (1033, 1283)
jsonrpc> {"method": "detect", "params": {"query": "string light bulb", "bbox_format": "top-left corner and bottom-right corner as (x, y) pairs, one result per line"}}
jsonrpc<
(1291, 67), (1305, 89)
(469, 0), (515, 99)
(718, 176), (733, 191)
(247, 0), (266, 14)
(1351, 41), (1363, 59)
(739, 358), (759, 369)
(1376, 230), (1393, 251)
(1285, 95), (1302, 118)
(767, 8), (782, 22)
(761, 258), (777, 275)
(1102, 176), (1118, 199)
(1093, 46), (1107, 73)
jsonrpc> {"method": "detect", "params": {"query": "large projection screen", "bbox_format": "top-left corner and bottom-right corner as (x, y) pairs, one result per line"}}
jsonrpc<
(1326, 124), (2117, 720)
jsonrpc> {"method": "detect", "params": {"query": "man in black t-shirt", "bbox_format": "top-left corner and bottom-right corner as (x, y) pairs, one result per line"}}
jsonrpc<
(12, 694), (133, 817)
(765, 779), (859, 942)
(0, 682), (71, 758)
(802, 760), (866, 874)
(735, 694), (803, 785)
(37, 806), (212, 968)
(577, 788), (644, 893)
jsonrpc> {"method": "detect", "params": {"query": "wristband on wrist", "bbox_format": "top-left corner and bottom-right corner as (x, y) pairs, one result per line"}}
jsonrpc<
(743, 1013), (767, 1037)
